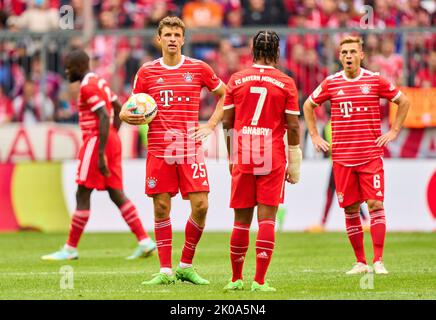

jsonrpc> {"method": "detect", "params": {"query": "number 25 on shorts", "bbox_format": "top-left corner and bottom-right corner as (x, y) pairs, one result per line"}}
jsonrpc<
(192, 163), (206, 179)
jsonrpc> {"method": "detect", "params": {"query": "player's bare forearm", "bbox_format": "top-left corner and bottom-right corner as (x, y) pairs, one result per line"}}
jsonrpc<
(286, 114), (302, 184)
(375, 94), (410, 147)
(112, 99), (122, 131)
(303, 99), (319, 138)
(208, 83), (227, 129)
(222, 108), (235, 164)
(286, 114), (300, 146)
(96, 107), (110, 155)
(391, 94), (410, 134)
(303, 99), (330, 152)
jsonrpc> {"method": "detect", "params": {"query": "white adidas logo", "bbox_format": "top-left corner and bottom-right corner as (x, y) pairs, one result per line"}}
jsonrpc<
(202, 180), (208, 186)
(234, 256), (245, 263)
(256, 251), (269, 259)
(376, 191), (383, 197)
(337, 89), (345, 95)
(157, 77), (164, 84)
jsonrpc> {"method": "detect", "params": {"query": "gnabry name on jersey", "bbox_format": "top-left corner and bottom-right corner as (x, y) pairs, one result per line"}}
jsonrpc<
(242, 126), (271, 136)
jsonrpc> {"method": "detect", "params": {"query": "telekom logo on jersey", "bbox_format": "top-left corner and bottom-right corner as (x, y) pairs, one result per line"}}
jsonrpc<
(160, 90), (190, 107)
(340, 101), (353, 118)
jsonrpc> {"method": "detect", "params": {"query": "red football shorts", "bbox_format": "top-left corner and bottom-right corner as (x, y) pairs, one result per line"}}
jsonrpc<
(230, 164), (286, 208)
(76, 129), (123, 191)
(333, 157), (385, 208)
(145, 153), (210, 199)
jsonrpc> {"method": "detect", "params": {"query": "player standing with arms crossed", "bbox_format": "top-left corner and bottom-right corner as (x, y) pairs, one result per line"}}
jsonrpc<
(303, 36), (410, 274)
(222, 30), (302, 292)
(120, 17), (226, 285)
(42, 49), (156, 261)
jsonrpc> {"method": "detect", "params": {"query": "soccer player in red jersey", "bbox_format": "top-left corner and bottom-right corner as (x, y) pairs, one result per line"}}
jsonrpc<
(120, 17), (226, 285)
(221, 30), (302, 292)
(42, 49), (156, 261)
(303, 36), (410, 275)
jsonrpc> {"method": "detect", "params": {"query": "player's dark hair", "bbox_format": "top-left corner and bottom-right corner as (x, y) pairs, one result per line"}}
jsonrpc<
(252, 30), (280, 64)
(65, 49), (90, 68)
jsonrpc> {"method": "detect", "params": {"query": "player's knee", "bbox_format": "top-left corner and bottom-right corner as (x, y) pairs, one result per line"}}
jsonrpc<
(344, 202), (361, 214)
(367, 200), (384, 212)
(192, 198), (208, 216)
(154, 199), (170, 219)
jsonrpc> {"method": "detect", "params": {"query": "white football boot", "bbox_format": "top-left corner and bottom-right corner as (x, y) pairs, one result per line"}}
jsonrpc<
(373, 261), (389, 274)
(345, 262), (372, 275)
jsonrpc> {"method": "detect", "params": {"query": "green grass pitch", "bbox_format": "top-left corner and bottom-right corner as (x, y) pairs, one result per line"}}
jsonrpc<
(0, 232), (435, 300)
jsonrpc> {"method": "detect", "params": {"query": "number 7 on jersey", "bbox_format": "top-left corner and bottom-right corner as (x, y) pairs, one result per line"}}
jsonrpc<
(250, 86), (267, 126)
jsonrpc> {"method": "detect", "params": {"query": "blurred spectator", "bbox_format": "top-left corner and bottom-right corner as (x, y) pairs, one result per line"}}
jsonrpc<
(182, 0), (223, 28)
(12, 80), (54, 124)
(147, 1), (173, 27)
(56, 80), (78, 123)
(415, 50), (436, 88)
(8, 0), (59, 32)
(372, 38), (404, 86)
(242, 0), (286, 26)
(30, 53), (62, 103)
(0, 86), (13, 124)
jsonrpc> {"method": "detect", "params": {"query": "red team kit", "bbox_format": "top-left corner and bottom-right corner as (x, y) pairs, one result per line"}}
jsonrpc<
(76, 62), (400, 216)
(309, 68), (401, 208)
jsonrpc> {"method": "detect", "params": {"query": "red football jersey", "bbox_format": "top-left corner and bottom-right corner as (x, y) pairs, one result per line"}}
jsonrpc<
(224, 64), (300, 174)
(309, 68), (401, 166)
(78, 72), (117, 140)
(132, 55), (222, 159)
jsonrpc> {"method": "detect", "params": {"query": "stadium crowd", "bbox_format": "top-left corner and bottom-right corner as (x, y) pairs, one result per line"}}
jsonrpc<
(0, 0), (434, 130)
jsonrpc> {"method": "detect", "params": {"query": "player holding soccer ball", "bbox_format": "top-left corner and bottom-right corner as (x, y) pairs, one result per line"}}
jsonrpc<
(42, 49), (156, 261)
(120, 17), (226, 285)
(222, 30), (302, 292)
(303, 36), (410, 275)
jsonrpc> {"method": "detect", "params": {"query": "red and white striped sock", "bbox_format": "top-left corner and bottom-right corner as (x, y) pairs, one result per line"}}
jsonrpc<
(180, 216), (204, 266)
(66, 210), (90, 248)
(154, 218), (172, 269)
(369, 209), (386, 263)
(230, 222), (250, 282)
(345, 211), (367, 264)
(254, 218), (275, 285)
(120, 201), (149, 242)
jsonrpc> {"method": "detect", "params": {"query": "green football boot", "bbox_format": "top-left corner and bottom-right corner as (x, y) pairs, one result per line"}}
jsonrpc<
(251, 281), (276, 292)
(223, 279), (244, 291)
(175, 266), (210, 285)
(142, 272), (176, 285)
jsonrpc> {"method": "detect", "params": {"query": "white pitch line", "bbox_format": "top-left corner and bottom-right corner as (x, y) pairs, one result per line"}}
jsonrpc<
(0, 271), (145, 276)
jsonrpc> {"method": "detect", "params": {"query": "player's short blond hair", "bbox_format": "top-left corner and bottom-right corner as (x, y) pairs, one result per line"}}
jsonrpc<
(340, 36), (363, 50)
(158, 16), (185, 36)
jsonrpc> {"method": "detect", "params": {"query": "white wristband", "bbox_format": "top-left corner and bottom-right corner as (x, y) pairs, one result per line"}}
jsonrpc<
(288, 145), (302, 183)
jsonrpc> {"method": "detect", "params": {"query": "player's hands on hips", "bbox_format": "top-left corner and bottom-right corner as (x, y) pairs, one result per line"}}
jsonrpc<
(311, 135), (330, 153)
(119, 105), (147, 125)
(286, 145), (302, 184)
(98, 154), (111, 177)
(188, 123), (214, 141)
(375, 130), (398, 147)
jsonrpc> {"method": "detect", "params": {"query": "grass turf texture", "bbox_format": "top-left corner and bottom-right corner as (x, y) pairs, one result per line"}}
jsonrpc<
(0, 232), (435, 300)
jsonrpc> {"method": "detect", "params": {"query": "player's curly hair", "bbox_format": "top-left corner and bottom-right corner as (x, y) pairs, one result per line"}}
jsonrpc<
(252, 30), (280, 64)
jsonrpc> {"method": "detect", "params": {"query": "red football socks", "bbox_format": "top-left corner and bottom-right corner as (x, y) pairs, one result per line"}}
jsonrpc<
(180, 216), (204, 265)
(230, 222), (250, 282)
(66, 210), (90, 248)
(369, 209), (386, 263)
(120, 201), (148, 241)
(345, 211), (367, 264)
(254, 218), (276, 285)
(154, 218), (172, 268)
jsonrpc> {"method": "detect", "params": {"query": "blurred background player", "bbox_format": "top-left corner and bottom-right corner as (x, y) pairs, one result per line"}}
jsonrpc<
(303, 36), (410, 275)
(120, 17), (226, 285)
(42, 49), (156, 261)
(222, 30), (302, 292)
(306, 120), (369, 233)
